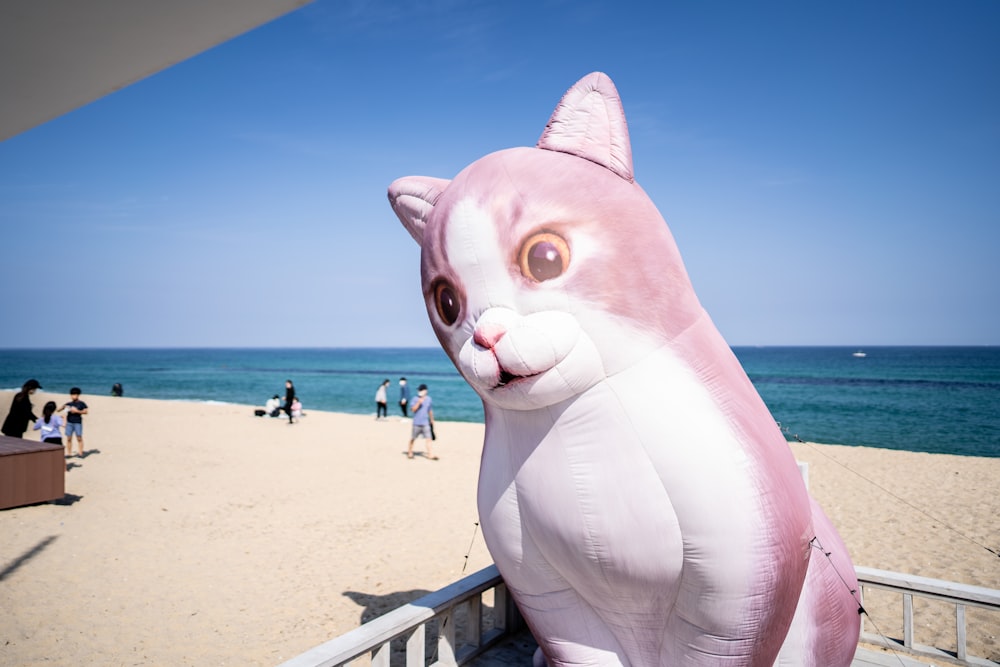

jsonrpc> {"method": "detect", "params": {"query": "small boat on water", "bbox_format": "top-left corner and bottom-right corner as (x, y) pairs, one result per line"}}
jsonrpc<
(852, 350), (867, 358)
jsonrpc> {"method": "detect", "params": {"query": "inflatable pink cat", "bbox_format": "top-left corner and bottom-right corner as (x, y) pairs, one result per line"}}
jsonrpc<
(389, 72), (860, 666)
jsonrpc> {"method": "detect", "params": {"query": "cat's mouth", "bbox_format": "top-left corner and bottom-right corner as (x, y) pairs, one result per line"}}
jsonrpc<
(494, 367), (536, 389)
(497, 369), (518, 387)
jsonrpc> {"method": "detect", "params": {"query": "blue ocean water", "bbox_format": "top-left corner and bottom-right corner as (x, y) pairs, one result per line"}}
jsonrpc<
(733, 346), (1000, 458)
(1, 347), (997, 458)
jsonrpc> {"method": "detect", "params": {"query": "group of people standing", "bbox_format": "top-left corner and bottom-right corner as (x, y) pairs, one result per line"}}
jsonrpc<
(2, 379), (89, 458)
(262, 376), (437, 458)
(374, 377), (419, 419)
(375, 377), (436, 460)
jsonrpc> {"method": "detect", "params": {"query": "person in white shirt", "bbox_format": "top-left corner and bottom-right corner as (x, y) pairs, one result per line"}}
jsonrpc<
(375, 379), (389, 419)
(33, 401), (64, 445)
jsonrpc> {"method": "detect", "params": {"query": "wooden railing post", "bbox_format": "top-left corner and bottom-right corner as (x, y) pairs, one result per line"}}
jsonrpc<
(467, 597), (482, 648)
(494, 583), (509, 632)
(406, 624), (425, 667)
(372, 640), (390, 667)
(437, 608), (456, 666)
(496, 583), (524, 633)
(858, 583), (867, 639)
(956, 603), (967, 662)
(902, 592), (913, 648)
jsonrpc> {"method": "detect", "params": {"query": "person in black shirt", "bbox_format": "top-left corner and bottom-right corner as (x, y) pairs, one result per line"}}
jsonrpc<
(2, 378), (41, 438)
(283, 379), (296, 424)
(62, 387), (89, 457)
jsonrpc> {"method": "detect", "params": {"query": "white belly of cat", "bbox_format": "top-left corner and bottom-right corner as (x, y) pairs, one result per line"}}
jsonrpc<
(478, 346), (764, 664)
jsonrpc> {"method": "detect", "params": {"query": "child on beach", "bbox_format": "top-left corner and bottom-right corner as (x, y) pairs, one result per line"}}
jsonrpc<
(33, 401), (64, 445)
(62, 387), (89, 457)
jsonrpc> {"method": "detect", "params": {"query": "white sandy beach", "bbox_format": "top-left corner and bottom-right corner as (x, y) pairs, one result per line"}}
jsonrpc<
(1, 390), (998, 665)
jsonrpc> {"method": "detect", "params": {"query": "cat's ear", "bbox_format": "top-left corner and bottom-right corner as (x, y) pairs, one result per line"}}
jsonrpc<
(537, 72), (634, 183)
(388, 176), (451, 246)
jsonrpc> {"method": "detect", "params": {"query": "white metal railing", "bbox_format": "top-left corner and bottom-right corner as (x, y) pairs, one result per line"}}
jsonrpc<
(279, 565), (1000, 667)
(277, 565), (520, 667)
(856, 566), (1000, 666)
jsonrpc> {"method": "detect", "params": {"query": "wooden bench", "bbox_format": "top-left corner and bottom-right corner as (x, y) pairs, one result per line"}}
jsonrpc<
(0, 434), (65, 509)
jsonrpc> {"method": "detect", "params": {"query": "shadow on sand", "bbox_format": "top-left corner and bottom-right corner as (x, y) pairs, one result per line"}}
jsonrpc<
(0, 534), (59, 582)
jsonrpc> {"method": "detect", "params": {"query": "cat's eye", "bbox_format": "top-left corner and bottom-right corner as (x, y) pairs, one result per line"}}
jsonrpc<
(433, 280), (462, 326)
(519, 232), (570, 282)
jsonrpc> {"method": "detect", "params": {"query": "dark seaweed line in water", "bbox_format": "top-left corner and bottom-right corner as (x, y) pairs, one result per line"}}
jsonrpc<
(215, 366), (461, 379)
(750, 375), (1000, 391)
(135, 364), (459, 378)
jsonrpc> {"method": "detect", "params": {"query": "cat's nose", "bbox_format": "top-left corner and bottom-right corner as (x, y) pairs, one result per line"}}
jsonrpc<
(473, 323), (507, 349)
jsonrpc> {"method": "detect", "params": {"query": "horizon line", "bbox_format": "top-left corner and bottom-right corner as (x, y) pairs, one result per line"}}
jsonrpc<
(2, 344), (998, 351)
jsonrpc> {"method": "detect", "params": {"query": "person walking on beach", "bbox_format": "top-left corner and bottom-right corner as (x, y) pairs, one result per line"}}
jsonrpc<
(375, 379), (390, 420)
(399, 377), (411, 417)
(2, 378), (41, 438)
(33, 401), (64, 445)
(283, 379), (296, 424)
(406, 384), (437, 460)
(62, 387), (89, 457)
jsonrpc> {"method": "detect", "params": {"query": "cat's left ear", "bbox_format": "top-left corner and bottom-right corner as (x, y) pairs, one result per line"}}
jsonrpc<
(388, 176), (451, 246)
(537, 72), (634, 183)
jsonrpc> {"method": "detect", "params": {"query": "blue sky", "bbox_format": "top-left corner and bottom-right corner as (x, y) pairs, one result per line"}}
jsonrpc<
(2, 0), (998, 348)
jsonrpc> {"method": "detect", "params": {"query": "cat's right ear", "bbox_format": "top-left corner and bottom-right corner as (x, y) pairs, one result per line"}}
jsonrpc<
(388, 176), (451, 246)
